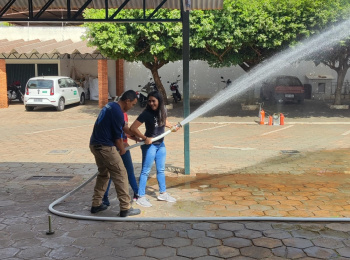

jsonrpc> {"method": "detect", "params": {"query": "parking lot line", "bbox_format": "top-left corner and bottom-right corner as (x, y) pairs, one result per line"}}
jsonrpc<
(24, 124), (93, 134)
(190, 124), (229, 134)
(261, 125), (294, 136)
(342, 129), (350, 136)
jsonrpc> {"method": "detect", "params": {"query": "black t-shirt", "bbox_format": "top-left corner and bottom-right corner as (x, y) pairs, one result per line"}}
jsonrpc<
(137, 109), (165, 144)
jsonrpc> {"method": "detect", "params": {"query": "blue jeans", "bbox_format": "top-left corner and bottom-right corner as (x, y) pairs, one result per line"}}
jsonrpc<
(104, 150), (138, 197)
(138, 142), (167, 197)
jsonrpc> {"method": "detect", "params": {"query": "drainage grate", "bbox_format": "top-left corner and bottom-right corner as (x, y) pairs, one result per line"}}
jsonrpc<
(28, 176), (73, 181)
(281, 150), (300, 154)
(47, 150), (70, 155)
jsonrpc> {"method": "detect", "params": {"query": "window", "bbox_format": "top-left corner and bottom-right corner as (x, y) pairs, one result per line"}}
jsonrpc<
(318, 83), (325, 93)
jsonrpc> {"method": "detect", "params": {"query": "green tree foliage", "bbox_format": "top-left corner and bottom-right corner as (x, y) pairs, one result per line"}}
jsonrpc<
(83, 9), (183, 102)
(191, 0), (350, 71)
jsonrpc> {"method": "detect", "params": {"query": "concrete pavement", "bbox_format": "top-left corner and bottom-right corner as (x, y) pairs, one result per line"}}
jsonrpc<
(1, 99), (350, 259)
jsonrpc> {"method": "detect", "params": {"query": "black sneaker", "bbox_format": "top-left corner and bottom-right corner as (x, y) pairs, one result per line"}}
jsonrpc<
(91, 204), (108, 214)
(119, 207), (141, 217)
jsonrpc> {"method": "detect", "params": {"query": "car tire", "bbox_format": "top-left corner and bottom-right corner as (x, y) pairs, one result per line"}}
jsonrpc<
(80, 93), (85, 105)
(57, 98), (65, 111)
(25, 106), (34, 111)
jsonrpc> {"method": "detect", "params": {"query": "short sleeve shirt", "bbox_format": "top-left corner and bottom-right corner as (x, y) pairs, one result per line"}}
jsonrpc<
(137, 109), (165, 144)
(90, 102), (125, 146)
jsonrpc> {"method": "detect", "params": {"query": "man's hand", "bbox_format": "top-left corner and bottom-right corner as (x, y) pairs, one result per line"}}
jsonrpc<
(119, 147), (126, 155)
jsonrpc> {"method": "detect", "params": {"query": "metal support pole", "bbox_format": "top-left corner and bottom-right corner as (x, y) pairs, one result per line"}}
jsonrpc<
(182, 9), (190, 175)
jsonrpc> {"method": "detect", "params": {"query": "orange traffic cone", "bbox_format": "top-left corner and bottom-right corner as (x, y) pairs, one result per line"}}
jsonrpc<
(280, 113), (285, 125)
(268, 116), (273, 125)
(260, 109), (265, 125)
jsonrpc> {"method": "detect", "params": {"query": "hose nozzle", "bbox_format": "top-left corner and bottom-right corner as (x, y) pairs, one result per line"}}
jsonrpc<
(171, 122), (182, 132)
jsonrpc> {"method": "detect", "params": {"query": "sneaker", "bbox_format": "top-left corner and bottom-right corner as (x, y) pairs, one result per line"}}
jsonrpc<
(136, 196), (152, 207)
(91, 204), (108, 213)
(157, 192), (176, 203)
(133, 193), (139, 202)
(102, 195), (110, 206)
(120, 207), (141, 217)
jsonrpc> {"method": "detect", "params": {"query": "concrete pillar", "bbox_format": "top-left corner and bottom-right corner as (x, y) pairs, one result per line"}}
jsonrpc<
(0, 60), (8, 109)
(116, 59), (124, 97)
(98, 59), (108, 108)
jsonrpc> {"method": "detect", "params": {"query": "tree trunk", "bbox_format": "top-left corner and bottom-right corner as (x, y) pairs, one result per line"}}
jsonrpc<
(150, 68), (168, 105)
(142, 61), (169, 105)
(334, 69), (346, 105)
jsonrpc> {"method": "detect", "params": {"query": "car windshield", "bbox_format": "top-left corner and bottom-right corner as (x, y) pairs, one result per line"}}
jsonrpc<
(27, 80), (53, 89)
(276, 77), (301, 86)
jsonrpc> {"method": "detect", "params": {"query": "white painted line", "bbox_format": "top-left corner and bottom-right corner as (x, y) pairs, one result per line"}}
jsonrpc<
(25, 124), (93, 134)
(190, 124), (228, 134)
(342, 129), (350, 136)
(189, 121), (350, 125)
(213, 146), (256, 150)
(261, 125), (294, 136)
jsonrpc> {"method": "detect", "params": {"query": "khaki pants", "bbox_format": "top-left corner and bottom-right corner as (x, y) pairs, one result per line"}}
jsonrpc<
(90, 145), (131, 211)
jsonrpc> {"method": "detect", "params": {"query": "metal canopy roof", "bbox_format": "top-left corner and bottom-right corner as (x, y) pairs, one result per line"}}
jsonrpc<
(0, 0), (223, 24)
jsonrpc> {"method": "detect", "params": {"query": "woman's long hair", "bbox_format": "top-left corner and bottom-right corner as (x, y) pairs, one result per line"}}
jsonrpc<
(146, 91), (166, 126)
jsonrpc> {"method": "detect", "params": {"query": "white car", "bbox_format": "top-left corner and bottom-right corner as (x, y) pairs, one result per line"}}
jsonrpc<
(24, 76), (85, 111)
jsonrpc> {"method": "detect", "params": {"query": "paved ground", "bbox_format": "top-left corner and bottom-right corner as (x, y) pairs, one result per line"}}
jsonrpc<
(1, 99), (350, 259)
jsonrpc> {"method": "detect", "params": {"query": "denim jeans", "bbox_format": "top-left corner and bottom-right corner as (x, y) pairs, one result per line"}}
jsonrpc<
(138, 142), (167, 197)
(104, 150), (138, 197)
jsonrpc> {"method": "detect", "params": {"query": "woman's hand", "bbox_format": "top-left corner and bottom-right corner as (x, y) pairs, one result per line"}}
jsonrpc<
(144, 137), (153, 145)
(170, 125), (180, 132)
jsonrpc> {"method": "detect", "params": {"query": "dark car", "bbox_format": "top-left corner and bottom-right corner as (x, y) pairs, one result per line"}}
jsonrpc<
(260, 75), (305, 104)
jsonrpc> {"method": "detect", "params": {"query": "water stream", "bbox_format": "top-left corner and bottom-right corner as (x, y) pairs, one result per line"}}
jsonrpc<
(180, 19), (350, 126)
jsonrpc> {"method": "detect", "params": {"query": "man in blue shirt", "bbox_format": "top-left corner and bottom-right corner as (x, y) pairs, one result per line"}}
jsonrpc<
(90, 90), (140, 217)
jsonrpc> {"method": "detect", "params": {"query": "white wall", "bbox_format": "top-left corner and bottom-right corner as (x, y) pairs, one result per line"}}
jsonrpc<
(1, 26), (85, 42)
(124, 60), (246, 99)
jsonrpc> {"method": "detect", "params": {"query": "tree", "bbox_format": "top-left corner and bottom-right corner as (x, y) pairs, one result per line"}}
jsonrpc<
(83, 9), (183, 103)
(190, 0), (350, 104)
(312, 39), (350, 105)
(84, 1), (350, 105)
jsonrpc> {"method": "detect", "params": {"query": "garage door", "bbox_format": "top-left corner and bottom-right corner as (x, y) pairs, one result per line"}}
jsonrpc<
(6, 64), (35, 93)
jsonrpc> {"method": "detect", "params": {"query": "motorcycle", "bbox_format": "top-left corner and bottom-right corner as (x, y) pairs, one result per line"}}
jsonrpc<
(7, 80), (24, 103)
(136, 78), (158, 108)
(221, 76), (232, 89)
(168, 75), (182, 103)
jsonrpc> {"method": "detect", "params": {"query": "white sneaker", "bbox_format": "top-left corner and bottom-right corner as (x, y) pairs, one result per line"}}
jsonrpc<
(157, 192), (176, 203)
(136, 196), (152, 207)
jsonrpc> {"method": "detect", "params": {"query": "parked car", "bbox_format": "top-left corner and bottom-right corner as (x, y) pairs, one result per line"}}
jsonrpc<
(260, 75), (305, 104)
(24, 76), (85, 111)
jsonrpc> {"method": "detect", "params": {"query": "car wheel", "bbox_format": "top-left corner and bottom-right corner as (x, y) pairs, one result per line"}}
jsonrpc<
(57, 98), (65, 111)
(25, 106), (34, 111)
(80, 93), (85, 105)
